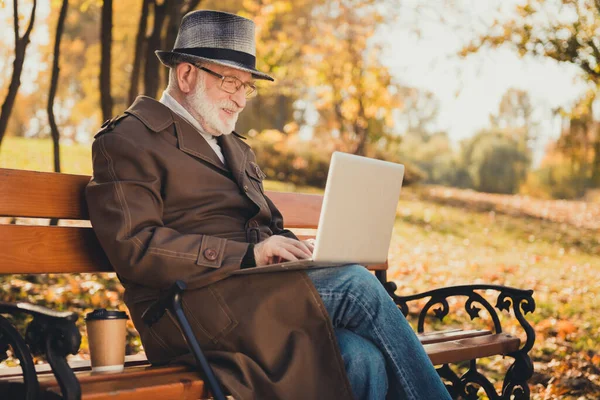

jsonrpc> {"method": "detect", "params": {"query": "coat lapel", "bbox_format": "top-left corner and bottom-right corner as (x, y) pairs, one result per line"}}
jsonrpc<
(173, 118), (228, 173)
(126, 96), (265, 210)
(125, 96), (228, 173)
(219, 133), (250, 187)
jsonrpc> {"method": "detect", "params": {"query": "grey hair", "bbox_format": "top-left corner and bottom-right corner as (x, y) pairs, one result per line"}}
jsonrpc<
(166, 60), (208, 93)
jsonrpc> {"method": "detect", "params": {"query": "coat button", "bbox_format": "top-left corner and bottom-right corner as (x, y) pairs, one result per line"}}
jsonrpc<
(203, 248), (218, 261)
(243, 185), (249, 192)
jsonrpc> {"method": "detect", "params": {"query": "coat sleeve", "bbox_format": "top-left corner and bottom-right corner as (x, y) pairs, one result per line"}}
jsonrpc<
(264, 194), (299, 240)
(85, 133), (250, 290)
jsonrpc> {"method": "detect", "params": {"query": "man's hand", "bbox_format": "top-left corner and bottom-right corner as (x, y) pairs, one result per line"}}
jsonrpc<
(302, 238), (315, 253)
(254, 236), (313, 266)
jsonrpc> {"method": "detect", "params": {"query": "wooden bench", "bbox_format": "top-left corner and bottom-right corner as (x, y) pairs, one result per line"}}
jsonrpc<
(0, 168), (536, 399)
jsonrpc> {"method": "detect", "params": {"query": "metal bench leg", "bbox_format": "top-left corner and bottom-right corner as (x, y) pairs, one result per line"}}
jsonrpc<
(0, 303), (82, 400)
(0, 315), (40, 400)
(375, 270), (387, 286)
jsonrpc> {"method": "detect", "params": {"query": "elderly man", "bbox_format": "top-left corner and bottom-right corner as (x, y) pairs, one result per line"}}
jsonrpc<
(86, 10), (450, 400)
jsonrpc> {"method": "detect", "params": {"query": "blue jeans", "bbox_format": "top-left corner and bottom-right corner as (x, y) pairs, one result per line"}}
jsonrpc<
(307, 265), (451, 400)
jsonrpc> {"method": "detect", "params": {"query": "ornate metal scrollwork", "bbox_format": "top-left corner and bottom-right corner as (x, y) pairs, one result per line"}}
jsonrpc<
(385, 284), (536, 399)
(26, 314), (82, 400)
(436, 364), (465, 399)
(460, 360), (500, 400)
(0, 302), (82, 400)
(0, 314), (40, 400)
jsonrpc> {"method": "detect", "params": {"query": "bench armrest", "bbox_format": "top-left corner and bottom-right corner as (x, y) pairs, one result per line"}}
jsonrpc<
(383, 283), (536, 353)
(0, 301), (78, 321)
(0, 301), (81, 400)
(384, 283), (536, 399)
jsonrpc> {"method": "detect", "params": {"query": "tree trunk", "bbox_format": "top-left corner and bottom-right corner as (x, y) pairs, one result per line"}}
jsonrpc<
(100, 0), (113, 121)
(48, 0), (68, 227)
(143, 0), (170, 99)
(162, 2), (183, 90)
(128, 0), (151, 104)
(0, 0), (37, 149)
(48, 0), (69, 175)
(140, 0), (203, 98)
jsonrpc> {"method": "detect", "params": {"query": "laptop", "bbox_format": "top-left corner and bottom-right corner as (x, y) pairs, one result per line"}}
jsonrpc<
(232, 151), (405, 275)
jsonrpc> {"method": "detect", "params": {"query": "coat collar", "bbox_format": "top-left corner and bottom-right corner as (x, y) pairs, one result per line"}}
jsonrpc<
(125, 96), (251, 176)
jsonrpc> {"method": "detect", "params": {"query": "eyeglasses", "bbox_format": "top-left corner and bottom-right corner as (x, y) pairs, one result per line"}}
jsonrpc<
(196, 66), (257, 98)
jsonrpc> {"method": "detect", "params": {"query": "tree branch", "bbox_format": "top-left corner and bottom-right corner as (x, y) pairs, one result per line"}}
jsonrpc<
(23, 0), (37, 41)
(588, 38), (600, 66)
(13, 0), (18, 43)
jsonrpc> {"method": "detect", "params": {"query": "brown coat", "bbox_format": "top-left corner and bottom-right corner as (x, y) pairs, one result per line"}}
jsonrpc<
(85, 96), (354, 400)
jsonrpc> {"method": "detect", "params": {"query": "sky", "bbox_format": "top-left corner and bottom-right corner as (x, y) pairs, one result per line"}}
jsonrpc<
(379, 0), (592, 161)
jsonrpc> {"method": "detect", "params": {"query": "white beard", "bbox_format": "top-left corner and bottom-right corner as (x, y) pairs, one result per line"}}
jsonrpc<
(185, 77), (241, 136)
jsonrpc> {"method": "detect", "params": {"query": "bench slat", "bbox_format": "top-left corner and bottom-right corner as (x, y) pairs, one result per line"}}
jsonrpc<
(425, 333), (520, 366)
(0, 225), (111, 274)
(39, 368), (207, 400)
(0, 169), (323, 229)
(0, 226), (387, 274)
(263, 191), (322, 228)
(417, 329), (492, 345)
(0, 169), (90, 220)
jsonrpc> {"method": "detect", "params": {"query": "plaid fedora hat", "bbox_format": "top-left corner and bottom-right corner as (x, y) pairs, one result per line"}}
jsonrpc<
(156, 10), (273, 81)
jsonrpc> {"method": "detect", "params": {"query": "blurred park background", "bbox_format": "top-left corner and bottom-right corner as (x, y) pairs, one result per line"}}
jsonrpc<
(0, 0), (599, 398)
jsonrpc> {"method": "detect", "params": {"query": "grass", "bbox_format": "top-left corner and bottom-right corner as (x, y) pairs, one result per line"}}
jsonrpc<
(0, 137), (93, 174)
(2, 137), (599, 398)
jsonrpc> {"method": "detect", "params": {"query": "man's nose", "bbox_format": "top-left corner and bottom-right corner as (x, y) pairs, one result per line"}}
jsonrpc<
(230, 87), (247, 109)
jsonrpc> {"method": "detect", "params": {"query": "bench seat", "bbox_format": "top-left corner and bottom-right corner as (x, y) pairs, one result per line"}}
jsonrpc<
(0, 330), (519, 399)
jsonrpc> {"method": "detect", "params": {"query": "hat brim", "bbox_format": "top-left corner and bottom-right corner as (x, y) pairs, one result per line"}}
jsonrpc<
(156, 50), (274, 82)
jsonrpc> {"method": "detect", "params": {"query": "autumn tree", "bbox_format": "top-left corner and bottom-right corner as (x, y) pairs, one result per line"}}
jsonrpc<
(303, 1), (401, 155)
(0, 0), (37, 149)
(557, 89), (600, 187)
(461, 0), (600, 83)
(490, 88), (539, 168)
(461, 0), (600, 189)
(460, 130), (529, 194)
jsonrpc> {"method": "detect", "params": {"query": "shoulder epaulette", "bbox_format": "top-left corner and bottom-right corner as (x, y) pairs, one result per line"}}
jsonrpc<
(94, 114), (129, 138)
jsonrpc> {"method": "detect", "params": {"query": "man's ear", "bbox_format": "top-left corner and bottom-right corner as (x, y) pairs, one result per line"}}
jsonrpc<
(176, 63), (196, 94)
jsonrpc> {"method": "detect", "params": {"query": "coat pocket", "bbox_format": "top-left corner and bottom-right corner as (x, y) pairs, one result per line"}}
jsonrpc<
(181, 285), (238, 346)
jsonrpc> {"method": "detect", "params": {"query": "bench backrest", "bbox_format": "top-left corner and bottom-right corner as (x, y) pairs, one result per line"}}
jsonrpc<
(0, 168), (325, 274)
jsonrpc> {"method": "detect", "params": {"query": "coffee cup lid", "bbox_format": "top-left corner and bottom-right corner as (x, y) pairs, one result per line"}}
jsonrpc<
(85, 309), (129, 321)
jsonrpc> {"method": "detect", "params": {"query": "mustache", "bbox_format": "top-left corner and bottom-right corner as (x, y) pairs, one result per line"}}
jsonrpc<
(217, 100), (243, 113)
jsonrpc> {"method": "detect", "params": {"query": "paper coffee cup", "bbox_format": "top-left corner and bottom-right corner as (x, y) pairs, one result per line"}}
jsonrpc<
(85, 309), (129, 374)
